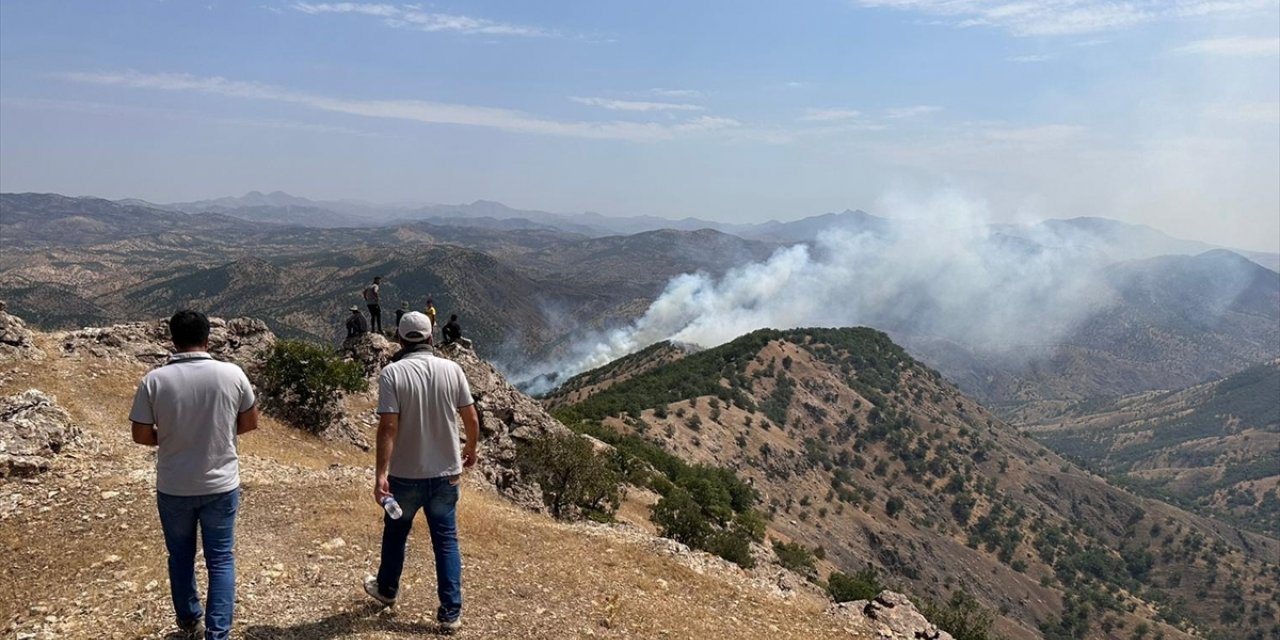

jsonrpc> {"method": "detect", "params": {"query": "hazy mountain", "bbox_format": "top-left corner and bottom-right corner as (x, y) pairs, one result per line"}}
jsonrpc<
(0, 193), (257, 248)
(547, 327), (1280, 640)
(1025, 360), (1280, 535)
(737, 209), (890, 243)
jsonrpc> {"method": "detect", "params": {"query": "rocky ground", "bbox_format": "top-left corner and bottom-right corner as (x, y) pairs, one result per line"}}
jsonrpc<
(0, 311), (952, 640)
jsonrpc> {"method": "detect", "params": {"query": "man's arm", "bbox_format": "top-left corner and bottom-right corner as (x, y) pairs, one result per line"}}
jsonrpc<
(374, 413), (399, 502)
(236, 406), (259, 435)
(131, 422), (158, 446)
(459, 404), (479, 468)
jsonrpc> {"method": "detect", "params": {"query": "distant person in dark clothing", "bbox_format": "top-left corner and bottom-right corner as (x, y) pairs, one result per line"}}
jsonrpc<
(364, 277), (383, 334)
(347, 306), (369, 339)
(395, 302), (409, 327)
(442, 314), (461, 345)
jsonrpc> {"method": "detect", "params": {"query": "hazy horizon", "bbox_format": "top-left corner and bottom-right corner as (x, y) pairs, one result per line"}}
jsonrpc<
(1, 1), (1277, 251)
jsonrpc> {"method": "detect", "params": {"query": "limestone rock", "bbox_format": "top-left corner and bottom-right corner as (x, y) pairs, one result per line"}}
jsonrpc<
(59, 317), (275, 369)
(340, 332), (397, 376)
(438, 342), (572, 511)
(827, 591), (954, 640)
(0, 390), (81, 477)
(0, 301), (42, 361)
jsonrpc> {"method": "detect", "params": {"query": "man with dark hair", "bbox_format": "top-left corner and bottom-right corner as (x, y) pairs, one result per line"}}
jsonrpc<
(363, 276), (383, 334)
(364, 311), (479, 633)
(346, 305), (369, 339)
(441, 314), (461, 345)
(129, 310), (258, 640)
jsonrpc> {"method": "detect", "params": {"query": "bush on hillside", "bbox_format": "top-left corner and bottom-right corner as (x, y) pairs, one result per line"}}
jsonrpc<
(772, 540), (817, 576)
(258, 340), (367, 433)
(922, 590), (1000, 640)
(828, 566), (886, 603)
(516, 432), (621, 521)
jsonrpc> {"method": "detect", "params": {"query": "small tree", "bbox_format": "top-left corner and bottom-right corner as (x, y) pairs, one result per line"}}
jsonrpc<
(922, 591), (998, 640)
(517, 433), (621, 521)
(258, 340), (367, 433)
(828, 566), (885, 602)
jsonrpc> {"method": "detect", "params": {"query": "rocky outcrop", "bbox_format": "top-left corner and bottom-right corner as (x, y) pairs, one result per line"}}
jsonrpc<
(0, 302), (42, 361)
(0, 390), (81, 477)
(59, 317), (275, 369)
(827, 591), (954, 640)
(439, 342), (573, 510)
(340, 332), (397, 376)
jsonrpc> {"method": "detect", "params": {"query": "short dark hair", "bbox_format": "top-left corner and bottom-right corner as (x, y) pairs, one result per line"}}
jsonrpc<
(450, 314), (458, 321)
(169, 309), (211, 349)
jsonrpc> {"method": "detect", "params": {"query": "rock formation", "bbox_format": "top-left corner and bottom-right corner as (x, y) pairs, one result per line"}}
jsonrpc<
(0, 302), (42, 361)
(827, 591), (955, 640)
(59, 317), (275, 369)
(0, 390), (81, 477)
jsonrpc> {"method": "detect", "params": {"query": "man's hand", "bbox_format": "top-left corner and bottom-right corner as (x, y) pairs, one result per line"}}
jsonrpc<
(374, 474), (391, 504)
(459, 404), (480, 469)
(462, 445), (478, 469)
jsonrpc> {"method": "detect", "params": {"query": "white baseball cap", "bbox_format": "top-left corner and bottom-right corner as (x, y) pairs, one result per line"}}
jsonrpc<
(398, 311), (433, 343)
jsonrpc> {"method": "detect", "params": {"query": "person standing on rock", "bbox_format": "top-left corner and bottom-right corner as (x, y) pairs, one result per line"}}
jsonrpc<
(365, 311), (479, 633)
(128, 310), (258, 640)
(363, 276), (383, 334)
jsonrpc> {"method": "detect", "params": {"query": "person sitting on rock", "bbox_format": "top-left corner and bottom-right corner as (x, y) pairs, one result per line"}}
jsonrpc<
(128, 309), (259, 640)
(441, 314), (462, 345)
(346, 305), (369, 339)
(364, 311), (479, 633)
(395, 301), (410, 328)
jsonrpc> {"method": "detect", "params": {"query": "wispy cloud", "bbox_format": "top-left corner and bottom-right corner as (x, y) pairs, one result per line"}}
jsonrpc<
(57, 71), (737, 142)
(570, 96), (705, 112)
(853, 0), (1273, 36)
(290, 2), (555, 37)
(979, 123), (1087, 144)
(799, 107), (864, 122)
(651, 88), (704, 99)
(884, 105), (943, 118)
(1173, 36), (1280, 57)
(1007, 54), (1052, 62)
(1205, 101), (1280, 123)
(2, 97), (377, 136)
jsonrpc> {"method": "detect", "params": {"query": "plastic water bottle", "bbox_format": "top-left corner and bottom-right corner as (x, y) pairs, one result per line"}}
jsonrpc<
(380, 496), (403, 519)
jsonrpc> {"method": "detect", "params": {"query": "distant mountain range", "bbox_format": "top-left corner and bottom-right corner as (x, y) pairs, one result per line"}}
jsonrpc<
(1, 191), (1277, 410)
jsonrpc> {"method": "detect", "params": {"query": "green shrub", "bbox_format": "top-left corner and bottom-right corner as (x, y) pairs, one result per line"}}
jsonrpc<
(923, 591), (1000, 640)
(258, 340), (367, 433)
(828, 566), (885, 602)
(516, 433), (621, 521)
(773, 540), (817, 576)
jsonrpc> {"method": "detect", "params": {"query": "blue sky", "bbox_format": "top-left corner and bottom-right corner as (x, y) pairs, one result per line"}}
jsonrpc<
(1, 1), (1277, 250)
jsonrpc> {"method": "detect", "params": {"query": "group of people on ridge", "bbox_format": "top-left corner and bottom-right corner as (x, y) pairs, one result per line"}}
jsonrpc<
(131, 308), (478, 639)
(347, 276), (463, 346)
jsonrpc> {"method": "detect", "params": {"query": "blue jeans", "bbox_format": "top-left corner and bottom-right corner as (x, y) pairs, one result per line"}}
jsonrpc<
(375, 476), (462, 621)
(157, 488), (239, 640)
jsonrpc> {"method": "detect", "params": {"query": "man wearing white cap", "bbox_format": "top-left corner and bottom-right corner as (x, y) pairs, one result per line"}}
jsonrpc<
(364, 311), (479, 633)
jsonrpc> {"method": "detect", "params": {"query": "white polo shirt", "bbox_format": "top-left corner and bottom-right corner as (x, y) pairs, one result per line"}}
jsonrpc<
(129, 352), (256, 496)
(377, 350), (473, 479)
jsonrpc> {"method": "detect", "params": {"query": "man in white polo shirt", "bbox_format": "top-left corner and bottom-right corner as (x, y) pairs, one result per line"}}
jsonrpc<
(364, 311), (479, 633)
(129, 310), (258, 640)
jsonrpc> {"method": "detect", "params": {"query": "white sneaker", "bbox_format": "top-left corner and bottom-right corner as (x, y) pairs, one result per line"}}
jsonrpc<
(439, 616), (462, 633)
(363, 575), (396, 607)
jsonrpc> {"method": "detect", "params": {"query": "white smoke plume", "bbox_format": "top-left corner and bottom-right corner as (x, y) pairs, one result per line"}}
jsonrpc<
(512, 193), (1159, 394)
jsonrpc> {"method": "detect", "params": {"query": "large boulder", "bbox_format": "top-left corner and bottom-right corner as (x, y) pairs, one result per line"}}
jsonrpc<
(0, 302), (42, 361)
(438, 342), (573, 510)
(826, 591), (954, 640)
(60, 317), (275, 369)
(340, 332), (397, 376)
(0, 390), (81, 477)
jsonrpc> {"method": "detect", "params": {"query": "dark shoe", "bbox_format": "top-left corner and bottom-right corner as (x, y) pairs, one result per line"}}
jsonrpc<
(177, 617), (204, 638)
